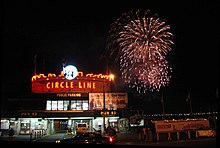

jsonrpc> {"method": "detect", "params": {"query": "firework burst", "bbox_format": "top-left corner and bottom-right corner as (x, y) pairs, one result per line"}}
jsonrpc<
(106, 9), (174, 92)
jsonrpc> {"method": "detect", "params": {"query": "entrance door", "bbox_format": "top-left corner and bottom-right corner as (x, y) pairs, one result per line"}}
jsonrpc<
(54, 120), (68, 133)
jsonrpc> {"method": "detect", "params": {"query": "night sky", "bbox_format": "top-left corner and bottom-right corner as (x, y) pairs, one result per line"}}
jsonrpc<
(2, 0), (219, 113)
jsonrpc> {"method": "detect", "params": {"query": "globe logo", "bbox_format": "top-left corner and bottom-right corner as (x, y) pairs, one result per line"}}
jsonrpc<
(63, 65), (78, 80)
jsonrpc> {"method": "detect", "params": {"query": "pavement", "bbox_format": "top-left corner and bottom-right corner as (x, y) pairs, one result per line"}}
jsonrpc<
(0, 131), (216, 147)
(0, 131), (153, 144)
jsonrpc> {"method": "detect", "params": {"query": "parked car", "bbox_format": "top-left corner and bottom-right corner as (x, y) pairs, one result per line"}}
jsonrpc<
(56, 131), (115, 145)
(76, 122), (89, 134)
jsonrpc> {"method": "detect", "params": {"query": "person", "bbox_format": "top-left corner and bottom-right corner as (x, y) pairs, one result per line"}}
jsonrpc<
(106, 126), (117, 137)
(111, 127), (117, 137)
(89, 99), (94, 110)
(106, 126), (111, 135)
(146, 127), (153, 142)
(98, 125), (102, 133)
(143, 127), (147, 141)
(9, 128), (14, 138)
(139, 127), (147, 141)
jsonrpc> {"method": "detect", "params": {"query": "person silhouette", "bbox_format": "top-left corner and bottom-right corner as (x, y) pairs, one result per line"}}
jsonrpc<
(9, 128), (14, 138)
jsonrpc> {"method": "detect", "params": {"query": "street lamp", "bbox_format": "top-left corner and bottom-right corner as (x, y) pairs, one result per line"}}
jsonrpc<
(102, 74), (114, 134)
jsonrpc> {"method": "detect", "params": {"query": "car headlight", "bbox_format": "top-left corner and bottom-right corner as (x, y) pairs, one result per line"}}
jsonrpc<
(56, 140), (61, 143)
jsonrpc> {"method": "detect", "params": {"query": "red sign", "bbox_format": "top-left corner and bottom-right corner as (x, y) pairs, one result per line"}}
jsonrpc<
(32, 72), (112, 93)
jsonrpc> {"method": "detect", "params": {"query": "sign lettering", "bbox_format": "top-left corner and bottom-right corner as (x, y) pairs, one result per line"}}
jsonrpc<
(46, 81), (96, 89)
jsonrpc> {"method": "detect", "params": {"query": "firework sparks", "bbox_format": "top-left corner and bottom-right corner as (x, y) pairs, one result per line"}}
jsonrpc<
(106, 9), (174, 92)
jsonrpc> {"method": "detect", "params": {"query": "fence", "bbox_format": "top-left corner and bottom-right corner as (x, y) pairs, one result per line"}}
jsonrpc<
(30, 129), (47, 141)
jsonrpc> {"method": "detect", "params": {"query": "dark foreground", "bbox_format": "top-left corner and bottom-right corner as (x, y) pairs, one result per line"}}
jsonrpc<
(1, 138), (216, 148)
(0, 131), (217, 148)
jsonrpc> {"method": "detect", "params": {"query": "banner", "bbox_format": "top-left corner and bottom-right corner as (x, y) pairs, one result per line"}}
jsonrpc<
(152, 119), (210, 133)
(89, 93), (128, 110)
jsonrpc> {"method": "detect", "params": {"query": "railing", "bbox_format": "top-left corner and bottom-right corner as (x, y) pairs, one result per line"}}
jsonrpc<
(30, 129), (47, 141)
(155, 129), (216, 141)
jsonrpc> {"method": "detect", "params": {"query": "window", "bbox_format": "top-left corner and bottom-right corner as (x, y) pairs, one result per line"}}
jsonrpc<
(52, 101), (57, 110)
(58, 100), (64, 110)
(82, 100), (89, 110)
(46, 100), (52, 110)
(46, 100), (88, 110)
(64, 100), (69, 110)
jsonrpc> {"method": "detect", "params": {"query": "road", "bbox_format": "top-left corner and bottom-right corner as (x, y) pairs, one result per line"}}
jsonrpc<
(0, 132), (216, 147)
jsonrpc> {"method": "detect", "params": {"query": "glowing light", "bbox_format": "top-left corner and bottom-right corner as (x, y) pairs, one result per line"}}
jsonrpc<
(63, 65), (78, 80)
(109, 74), (115, 81)
(106, 9), (174, 92)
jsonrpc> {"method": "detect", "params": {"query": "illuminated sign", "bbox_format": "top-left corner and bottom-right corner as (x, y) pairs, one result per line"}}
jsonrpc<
(31, 72), (112, 93)
(101, 111), (117, 116)
(46, 81), (96, 89)
(56, 93), (81, 97)
(63, 65), (78, 80)
(20, 112), (38, 117)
